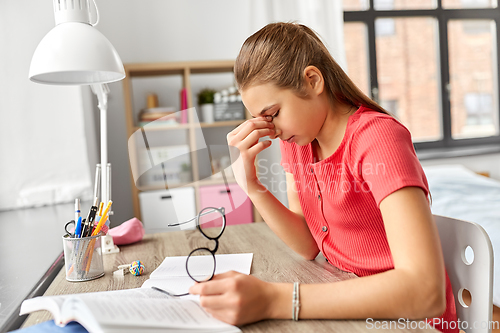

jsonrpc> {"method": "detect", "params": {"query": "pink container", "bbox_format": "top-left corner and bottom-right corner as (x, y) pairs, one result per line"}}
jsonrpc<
(199, 183), (253, 225)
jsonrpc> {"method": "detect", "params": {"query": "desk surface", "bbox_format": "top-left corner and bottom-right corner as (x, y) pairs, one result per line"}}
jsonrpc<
(21, 222), (437, 333)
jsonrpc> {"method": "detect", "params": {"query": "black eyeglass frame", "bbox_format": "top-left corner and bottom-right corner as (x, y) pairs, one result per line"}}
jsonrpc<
(160, 206), (226, 297)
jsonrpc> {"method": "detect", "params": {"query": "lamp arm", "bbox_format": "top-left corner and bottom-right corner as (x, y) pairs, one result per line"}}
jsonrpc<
(91, 84), (111, 209)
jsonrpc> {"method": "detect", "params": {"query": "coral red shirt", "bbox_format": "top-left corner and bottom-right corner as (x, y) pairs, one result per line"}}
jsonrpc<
(280, 106), (457, 333)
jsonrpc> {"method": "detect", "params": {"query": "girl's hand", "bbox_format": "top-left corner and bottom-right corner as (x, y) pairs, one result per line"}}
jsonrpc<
(189, 271), (276, 326)
(227, 117), (275, 195)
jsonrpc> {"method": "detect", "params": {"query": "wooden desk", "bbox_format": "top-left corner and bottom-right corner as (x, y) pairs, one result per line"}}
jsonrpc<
(22, 223), (437, 332)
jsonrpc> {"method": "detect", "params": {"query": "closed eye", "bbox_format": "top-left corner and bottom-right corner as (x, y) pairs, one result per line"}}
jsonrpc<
(272, 110), (280, 119)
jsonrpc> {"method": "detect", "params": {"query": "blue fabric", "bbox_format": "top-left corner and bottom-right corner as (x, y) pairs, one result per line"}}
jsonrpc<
(9, 320), (88, 333)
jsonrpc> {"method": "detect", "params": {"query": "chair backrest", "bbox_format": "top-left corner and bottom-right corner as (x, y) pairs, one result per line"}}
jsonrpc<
(434, 215), (494, 333)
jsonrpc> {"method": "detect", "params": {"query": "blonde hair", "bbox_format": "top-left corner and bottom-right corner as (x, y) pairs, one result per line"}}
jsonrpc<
(235, 22), (390, 115)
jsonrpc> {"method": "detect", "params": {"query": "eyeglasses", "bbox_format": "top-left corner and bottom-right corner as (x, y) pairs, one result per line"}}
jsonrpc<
(156, 206), (226, 297)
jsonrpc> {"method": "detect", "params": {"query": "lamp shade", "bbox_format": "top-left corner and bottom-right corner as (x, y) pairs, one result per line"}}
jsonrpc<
(29, 22), (125, 85)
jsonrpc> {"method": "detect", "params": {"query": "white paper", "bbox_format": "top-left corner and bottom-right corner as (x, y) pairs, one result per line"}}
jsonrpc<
(149, 253), (253, 279)
(142, 277), (199, 301)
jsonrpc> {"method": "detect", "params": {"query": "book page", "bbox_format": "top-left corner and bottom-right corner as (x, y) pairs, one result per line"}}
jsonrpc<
(20, 295), (66, 319)
(83, 296), (235, 330)
(21, 290), (240, 332)
(149, 253), (253, 279)
(79, 288), (175, 300)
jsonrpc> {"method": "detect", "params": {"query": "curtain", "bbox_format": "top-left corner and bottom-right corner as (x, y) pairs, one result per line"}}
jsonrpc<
(0, 1), (93, 211)
(247, 0), (346, 206)
(249, 0), (346, 70)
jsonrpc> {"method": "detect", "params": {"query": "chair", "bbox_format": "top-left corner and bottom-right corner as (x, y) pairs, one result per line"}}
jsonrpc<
(434, 215), (494, 333)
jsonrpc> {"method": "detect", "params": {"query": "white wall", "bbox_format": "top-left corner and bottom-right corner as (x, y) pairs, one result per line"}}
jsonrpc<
(0, 1), (93, 211)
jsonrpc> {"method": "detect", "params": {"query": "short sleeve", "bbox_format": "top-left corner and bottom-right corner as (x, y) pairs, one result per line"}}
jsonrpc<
(279, 140), (293, 173)
(350, 116), (429, 206)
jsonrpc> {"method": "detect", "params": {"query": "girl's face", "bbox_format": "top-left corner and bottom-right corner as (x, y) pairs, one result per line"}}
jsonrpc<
(240, 82), (328, 146)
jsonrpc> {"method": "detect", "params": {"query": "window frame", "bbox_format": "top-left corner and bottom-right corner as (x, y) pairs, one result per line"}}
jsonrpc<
(344, 0), (500, 151)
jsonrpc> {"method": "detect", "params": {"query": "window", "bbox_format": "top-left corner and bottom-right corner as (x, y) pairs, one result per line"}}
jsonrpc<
(375, 18), (396, 36)
(374, 0), (394, 10)
(465, 93), (493, 124)
(344, 0), (370, 11)
(462, 20), (492, 34)
(375, 0), (437, 10)
(380, 99), (399, 117)
(344, 22), (370, 96)
(443, 0), (496, 9)
(344, 0), (500, 150)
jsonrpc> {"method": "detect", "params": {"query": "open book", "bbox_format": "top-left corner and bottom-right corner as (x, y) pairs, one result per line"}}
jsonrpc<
(20, 253), (253, 333)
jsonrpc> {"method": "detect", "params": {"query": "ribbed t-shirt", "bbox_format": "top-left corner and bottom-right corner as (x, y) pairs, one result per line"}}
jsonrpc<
(279, 106), (457, 333)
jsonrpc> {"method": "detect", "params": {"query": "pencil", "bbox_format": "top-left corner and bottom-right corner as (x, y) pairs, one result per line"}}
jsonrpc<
(98, 202), (104, 217)
(92, 201), (112, 236)
(84, 239), (96, 273)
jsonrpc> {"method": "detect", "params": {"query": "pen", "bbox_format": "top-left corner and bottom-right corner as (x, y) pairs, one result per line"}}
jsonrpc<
(74, 216), (83, 238)
(82, 197), (99, 238)
(75, 199), (80, 223)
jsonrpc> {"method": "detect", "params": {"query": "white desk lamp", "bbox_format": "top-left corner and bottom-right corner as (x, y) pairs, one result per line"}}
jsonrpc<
(29, 0), (125, 213)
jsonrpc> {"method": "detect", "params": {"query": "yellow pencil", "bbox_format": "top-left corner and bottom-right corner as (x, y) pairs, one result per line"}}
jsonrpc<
(84, 239), (96, 273)
(92, 214), (110, 236)
(92, 201), (112, 236)
(98, 202), (104, 217)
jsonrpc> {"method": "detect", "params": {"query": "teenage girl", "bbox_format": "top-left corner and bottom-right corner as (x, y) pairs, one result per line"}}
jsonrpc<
(189, 22), (457, 333)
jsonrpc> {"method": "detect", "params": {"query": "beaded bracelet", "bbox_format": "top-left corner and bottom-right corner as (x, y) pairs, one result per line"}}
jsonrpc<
(292, 282), (300, 321)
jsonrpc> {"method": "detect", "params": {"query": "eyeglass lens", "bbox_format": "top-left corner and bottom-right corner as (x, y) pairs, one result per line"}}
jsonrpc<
(198, 207), (225, 239)
(186, 248), (216, 282)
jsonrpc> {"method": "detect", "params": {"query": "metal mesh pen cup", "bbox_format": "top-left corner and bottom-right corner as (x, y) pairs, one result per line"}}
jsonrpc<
(63, 233), (104, 282)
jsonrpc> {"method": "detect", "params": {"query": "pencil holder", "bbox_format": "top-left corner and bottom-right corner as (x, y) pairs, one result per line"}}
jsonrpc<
(63, 233), (105, 282)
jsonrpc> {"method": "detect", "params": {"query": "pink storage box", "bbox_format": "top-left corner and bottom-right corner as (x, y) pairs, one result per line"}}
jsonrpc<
(199, 183), (253, 225)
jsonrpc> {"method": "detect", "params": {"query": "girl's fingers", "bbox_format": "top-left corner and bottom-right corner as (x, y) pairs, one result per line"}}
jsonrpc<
(247, 140), (273, 157)
(189, 278), (230, 296)
(229, 118), (261, 137)
(230, 118), (260, 135)
(189, 271), (242, 295)
(229, 118), (273, 144)
(231, 121), (273, 145)
(211, 271), (240, 280)
(239, 128), (275, 150)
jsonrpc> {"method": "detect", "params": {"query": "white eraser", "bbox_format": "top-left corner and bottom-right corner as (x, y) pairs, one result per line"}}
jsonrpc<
(113, 269), (125, 277)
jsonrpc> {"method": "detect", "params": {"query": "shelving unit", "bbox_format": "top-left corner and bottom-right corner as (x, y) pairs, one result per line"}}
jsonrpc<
(122, 60), (261, 224)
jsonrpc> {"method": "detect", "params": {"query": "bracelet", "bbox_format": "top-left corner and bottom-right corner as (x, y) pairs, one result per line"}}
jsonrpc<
(292, 282), (300, 321)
